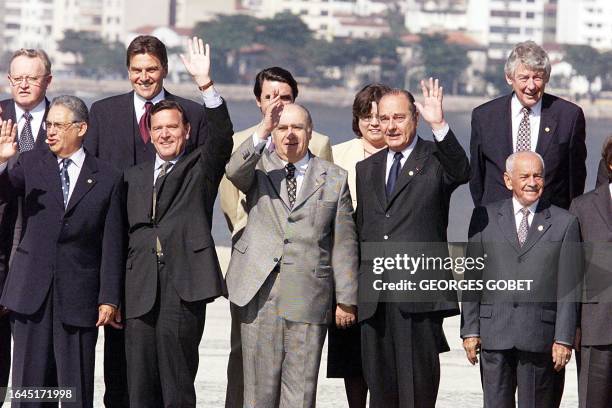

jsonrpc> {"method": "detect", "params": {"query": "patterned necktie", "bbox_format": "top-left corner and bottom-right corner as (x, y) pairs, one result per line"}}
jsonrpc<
(59, 158), (72, 208)
(517, 207), (530, 246)
(153, 161), (172, 257)
(139, 101), (153, 144)
(19, 111), (35, 152)
(286, 163), (297, 208)
(515, 107), (531, 152)
(386, 151), (404, 198)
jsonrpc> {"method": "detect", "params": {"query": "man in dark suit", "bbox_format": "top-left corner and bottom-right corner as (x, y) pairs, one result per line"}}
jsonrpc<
(462, 151), (581, 408)
(0, 95), (124, 408)
(570, 136), (612, 408)
(355, 79), (470, 407)
(470, 41), (587, 210)
(123, 38), (233, 407)
(83, 35), (211, 406)
(0, 48), (52, 406)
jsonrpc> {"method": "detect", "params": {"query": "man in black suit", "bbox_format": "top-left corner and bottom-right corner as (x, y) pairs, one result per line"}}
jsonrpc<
(470, 41), (587, 210)
(83, 35), (211, 406)
(462, 151), (581, 408)
(0, 48), (52, 406)
(355, 79), (470, 407)
(570, 136), (612, 408)
(123, 38), (232, 407)
(0, 95), (124, 408)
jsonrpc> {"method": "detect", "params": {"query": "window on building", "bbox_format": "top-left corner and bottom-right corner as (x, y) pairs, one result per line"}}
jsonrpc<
(526, 12), (534, 19)
(491, 10), (521, 18)
(525, 28), (534, 35)
(490, 26), (521, 34)
(321, 10), (328, 16)
(300, 9), (307, 15)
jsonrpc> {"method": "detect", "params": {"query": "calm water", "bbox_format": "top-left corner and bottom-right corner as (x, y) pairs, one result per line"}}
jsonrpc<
(3, 93), (607, 245)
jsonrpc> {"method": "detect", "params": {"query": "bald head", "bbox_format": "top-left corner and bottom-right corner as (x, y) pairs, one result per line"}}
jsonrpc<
(272, 103), (313, 163)
(504, 151), (545, 206)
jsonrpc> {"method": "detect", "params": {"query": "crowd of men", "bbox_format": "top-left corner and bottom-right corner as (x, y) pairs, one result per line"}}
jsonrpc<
(0, 34), (609, 408)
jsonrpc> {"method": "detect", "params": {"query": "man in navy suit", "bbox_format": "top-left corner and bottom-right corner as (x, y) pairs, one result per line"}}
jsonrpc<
(0, 48), (52, 406)
(0, 95), (124, 408)
(470, 41), (586, 210)
(84, 35), (211, 406)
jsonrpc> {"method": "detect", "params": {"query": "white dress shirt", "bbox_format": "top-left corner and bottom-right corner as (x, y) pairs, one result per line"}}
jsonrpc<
(511, 94), (542, 152)
(512, 197), (539, 234)
(57, 147), (86, 204)
(15, 99), (46, 143)
(384, 125), (449, 183)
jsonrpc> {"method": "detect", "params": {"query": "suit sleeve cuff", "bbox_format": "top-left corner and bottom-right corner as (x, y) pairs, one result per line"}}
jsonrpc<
(200, 87), (222, 108)
(461, 334), (480, 339)
(432, 123), (450, 142)
(252, 132), (269, 152)
(555, 340), (572, 346)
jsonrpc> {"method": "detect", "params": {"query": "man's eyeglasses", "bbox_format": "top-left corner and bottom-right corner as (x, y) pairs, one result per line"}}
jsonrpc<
(8, 75), (49, 87)
(44, 121), (80, 131)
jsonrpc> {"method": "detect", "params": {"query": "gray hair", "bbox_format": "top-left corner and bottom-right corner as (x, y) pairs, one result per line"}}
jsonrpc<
(9, 48), (52, 76)
(505, 151), (545, 174)
(49, 95), (89, 123)
(504, 41), (551, 81)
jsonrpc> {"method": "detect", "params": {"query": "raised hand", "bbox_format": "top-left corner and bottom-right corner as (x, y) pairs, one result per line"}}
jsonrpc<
(256, 89), (284, 140)
(414, 77), (446, 131)
(180, 36), (211, 88)
(0, 119), (18, 163)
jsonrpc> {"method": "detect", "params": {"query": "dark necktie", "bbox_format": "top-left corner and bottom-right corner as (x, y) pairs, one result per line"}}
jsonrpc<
(139, 101), (153, 144)
(59, 158), (72, 208)
(153, 161), (172, 256)
(286, 163), (297, 208)
(517, 207), (530, 246)
(19, 111), (35, 152)
(386, 151), (404, 198)
(515, 107), (531, 152)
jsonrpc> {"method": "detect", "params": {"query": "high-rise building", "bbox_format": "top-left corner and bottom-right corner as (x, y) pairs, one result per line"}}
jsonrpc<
(556, 0), (612, 50)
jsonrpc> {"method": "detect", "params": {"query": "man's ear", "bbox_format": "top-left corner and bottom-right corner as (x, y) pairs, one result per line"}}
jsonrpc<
(503, 172), (513, 191)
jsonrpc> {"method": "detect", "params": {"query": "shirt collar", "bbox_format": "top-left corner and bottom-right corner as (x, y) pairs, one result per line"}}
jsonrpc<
(511, 93), (542, 118)
(134, 89), (166, 110)
(56, 146), (86, 168)
(512, 196), (539, 216)
(154, 151), (182, 170)
(387, 134), (417, 161)
(280, 152), (310, 171)
(14, 98), (46, 120)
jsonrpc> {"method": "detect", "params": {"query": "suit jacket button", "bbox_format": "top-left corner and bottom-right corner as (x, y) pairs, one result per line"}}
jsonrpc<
(385, 213), (390, 218)
(273, 257), (279, 262)
(383, 235), (388, 240)
(513, 302), (518, 308)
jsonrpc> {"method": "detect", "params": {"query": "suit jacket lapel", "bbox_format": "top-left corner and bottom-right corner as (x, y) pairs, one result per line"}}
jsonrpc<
(33, 98), (50, 150)
(535, 94), (557, 158)
(65, 154), (98, 214)
(387, 138), (428, 208)
(502, 94), (514, 154)
(263, 151), (292, 210)
(140, 162), (155, 219)
(519, 202), (552, 256)
(497, 199), (521, 254)
(593, 184), (612, 232)
(39, 150), (64, 208)
(293, 154), (326, 210)
(369, 150), (387, 211)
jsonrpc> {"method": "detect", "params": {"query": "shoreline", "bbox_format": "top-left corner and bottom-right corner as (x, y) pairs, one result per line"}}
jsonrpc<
(43, 78), (612, 118)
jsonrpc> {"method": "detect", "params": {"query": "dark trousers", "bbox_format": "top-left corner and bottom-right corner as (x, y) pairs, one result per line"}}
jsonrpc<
(361, 303), (446, 408)
(578, 344), (612, 408)
(125, 260), (206, 408)
(0, 315), (10, 407)
(225, 302), (243, 408)
(10, 289), (97, 408)
(102, 326), (129, 408)
(481, 348), (560, 408)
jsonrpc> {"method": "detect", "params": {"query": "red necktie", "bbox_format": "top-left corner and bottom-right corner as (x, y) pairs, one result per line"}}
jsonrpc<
(138, 101), (153, 144)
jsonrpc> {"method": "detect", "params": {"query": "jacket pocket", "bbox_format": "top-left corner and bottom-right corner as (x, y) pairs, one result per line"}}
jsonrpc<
(189, 235), (213, 252)
(233, 239), (248, 254)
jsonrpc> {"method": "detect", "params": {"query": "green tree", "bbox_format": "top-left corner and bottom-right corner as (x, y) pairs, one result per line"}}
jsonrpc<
(563, 44), (602, 98)
(418, 34), (470, 94)
(482, 59), (509, 96)
(58, 30), (126, 78)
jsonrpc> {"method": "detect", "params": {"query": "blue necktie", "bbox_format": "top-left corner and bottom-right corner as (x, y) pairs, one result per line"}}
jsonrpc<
(60, 158), (72, 208)
(386, 151), (403, 198)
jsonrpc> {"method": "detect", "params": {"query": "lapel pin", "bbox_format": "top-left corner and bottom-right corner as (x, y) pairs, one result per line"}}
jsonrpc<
(408, 170), (414, 176)
(544, 127), (550, 133)
(87, 179), (93, 184)
(537, 225), (543, 231)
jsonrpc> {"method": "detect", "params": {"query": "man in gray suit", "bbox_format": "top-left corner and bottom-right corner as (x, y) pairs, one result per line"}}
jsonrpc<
(461, 151), (582, 408)
(225, 103), (358, 408)
(570, 136), (612, 408)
